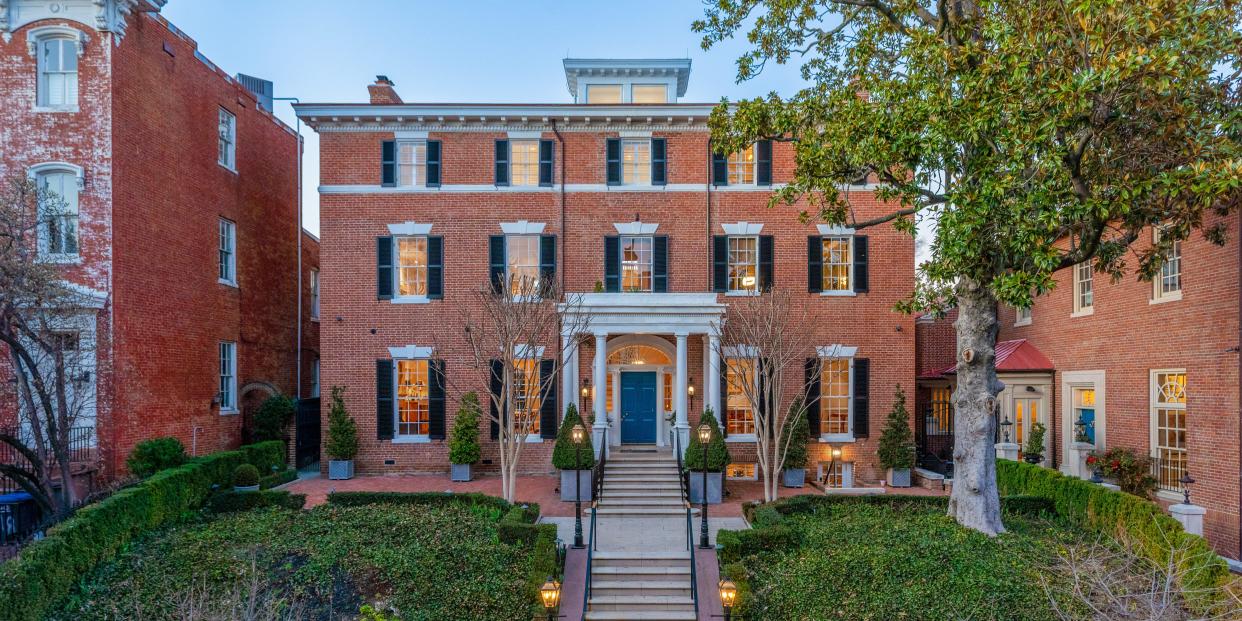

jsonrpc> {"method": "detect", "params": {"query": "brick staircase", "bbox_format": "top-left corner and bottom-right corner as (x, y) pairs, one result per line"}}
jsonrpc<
(584, 447), (697, 621)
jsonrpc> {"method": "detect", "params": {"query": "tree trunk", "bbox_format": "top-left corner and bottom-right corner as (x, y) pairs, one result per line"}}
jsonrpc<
(946, 277), (1006, 536)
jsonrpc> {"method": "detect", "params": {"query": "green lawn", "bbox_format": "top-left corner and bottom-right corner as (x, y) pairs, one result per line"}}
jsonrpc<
(723, 500), (1091, 621)
(52, 503), (544, 621)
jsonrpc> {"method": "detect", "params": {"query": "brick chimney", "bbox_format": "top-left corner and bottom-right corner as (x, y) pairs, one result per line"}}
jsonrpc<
(368, 75), (403, 105)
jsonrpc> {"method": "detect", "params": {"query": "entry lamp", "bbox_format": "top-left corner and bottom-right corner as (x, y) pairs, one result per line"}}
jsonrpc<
(539, 577), (561, 611)
(1000, 414), (1013, 443)
(697, 422), (713, 444)
(571, 423), (586, 445)
(688, 384), (696, 397)
(830, 446), (842, 460)
(718, 578), (738, 610)
(1180, 472), (1195, 505)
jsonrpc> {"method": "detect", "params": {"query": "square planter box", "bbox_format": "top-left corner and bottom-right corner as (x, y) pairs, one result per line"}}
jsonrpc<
(328, 460), (354, 481)
(560, 470), (593, 502)
(451, 463), (473, 482)
(782, 468), (806, 488)
(688, 471), (723, 504)
(886, 468), (912, 487)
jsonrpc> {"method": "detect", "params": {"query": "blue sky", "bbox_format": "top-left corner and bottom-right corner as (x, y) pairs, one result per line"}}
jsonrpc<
(161, 1), (811, 235)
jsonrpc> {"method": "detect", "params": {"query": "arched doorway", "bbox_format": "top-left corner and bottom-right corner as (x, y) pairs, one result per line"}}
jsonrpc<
(605, 335), (676, 446)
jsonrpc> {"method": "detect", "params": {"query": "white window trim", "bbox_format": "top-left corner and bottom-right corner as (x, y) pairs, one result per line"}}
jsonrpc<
(619, 138), (652, 186)
(1014, 305), (1032, 327)
(28, 162), (84, 262)
(818, 352), (856, 443)
(310, 269), (320, 321)
(218, 218), (237, 287)
(1151, 228), (1183, 305)
(511, 350), (546, 443)
(817, 461), (855, 488)
(394, 139), (429, 188)
(613, 221), (659, 235)
(618, 235), (655, 293)
(500, 220), (546, 235)
(310, 358), (320, 398)
(1071, 262), (1094, 317)
(218, 341), (238, 414)
(726, 145), (757, 186)
(29, 27), (85, 112)
(819, 234), (856, 297)
(725, 463), (758, 480)
(722, 354), (759, 442)
(391, 235), (431, 304)
(724, 235), (761, 296)
(1148, 368), (1188, 501)
(509, 139), (541, 187)
(392, 352), (434, 442)
(217, 108), (237, 172)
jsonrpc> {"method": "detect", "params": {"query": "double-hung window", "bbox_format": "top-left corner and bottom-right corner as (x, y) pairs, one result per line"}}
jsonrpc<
(1151, 370), (1187, 494)
(218, 219), (236, 285)
(36, 169), (79, 258)
(727, 236), (759, 294)
(397, 359), (431, 437)
(725, 358), (755, 436)
(510, 140), (539, 186)
(218, 342), (237, 412)
(397, 140), (427, 187)
(1153, 228), (1182, 302)
(37, 37), (78, 108)
(727, 145), (755, 185)
(310, 269), (320, 319)
(506, 235), (541, 295)
(1073, 262), (1093, 315)
(621, 139), (651, 185)
(396, 236), (428, 298)
(512, 358), (542, 436)
(821, 237), (852, 291)
(217, 108), (236, 170)
(620, 236), (653, 292)
(820, 358), (852, 439)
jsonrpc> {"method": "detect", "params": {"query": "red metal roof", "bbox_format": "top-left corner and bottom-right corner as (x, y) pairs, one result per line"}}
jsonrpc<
(920, 339), (1053, 379)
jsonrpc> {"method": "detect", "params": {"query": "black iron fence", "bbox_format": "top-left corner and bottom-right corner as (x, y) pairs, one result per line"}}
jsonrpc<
(1149, 453), (1186, 494)
(915, 400), (955, 475)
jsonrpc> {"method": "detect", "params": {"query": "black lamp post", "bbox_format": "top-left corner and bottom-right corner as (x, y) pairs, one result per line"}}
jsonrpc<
(697, 422), (712, 549)
(539, 577), (561, 621)
(571, 423), (586, 549)
(1000, 413), (1013, 443)
(1180, 471), (1195, 505)
(719, 578), (738, 621)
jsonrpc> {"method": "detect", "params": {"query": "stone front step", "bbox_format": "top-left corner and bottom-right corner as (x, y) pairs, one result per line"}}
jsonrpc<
(605, 476), (682, 485)
(590, 580), (692, 597)
(587, 595), (696, 612)
(605, 467), (679, 476)
(591, 565), (691, 580)
(595, 507), (694, 518)
(597, 497), (685, 506)
(591, 551), (690, 567)
(604, 480), (681, 489)
(584, 611), (697, 621)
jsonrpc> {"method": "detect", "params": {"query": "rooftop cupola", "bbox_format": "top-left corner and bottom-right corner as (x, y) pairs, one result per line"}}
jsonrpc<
(562, 58), (692, 104)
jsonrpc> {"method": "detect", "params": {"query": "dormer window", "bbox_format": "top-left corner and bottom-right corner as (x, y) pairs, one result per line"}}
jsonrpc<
(585, 84), (622, 104)
(564, 59), (691, 103)
(631, 85), (667, 104)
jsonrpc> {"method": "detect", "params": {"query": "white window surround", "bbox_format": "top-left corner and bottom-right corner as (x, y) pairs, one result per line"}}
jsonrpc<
(388, 345), (435, 359)
(1060, 371), (1106, 472)
(500, 220), (546, 235)
(819, 234), (857, 297)
(218, 108), (237, 172)
(310, 269), (320, 320)
(387, 222), (433, 236)
(513, 344), (546, 359)
(725, 463), (758, 480)
(816, 224), (856, 236)
(817, 461), (855, 488)
(1149, 368), (1188, 501)
(723, 355), (759, 443)
(391, 351), (434, 443)
(618, 130), (653, 138)
(507, 130), (543, 140)
(395, 130), (430, 140)
(30, 27), (84, 111)
(218, 218), (237, 287)
(817, 349), (856, 443)
(721, 222), (764, 236)
(1151, 228), (1183, 305)
(816, 344), (858, 358)
(388, 223), (434, 303)
(29, 162), (84, 262)
(218, 342), (238, 413)
(1071, 262), (1094, 317)
(614, 221), (659, 235)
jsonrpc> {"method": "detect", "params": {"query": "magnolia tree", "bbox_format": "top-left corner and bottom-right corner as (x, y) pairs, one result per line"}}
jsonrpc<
(0, 176), (98, 520)
(714, 289), (821, 502)
(696, 0), (1240, 534)
(458, 275), (591, 503)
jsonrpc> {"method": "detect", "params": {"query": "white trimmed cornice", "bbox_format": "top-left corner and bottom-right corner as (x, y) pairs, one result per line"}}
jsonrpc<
(721, 221), (764, 236)
(387, 222), (432, 236)
(817, 224), (856, 236)
(563, 58), (692, 97)
(613, 221), (659, 235)
(389, 345), (434, 359)
(500, 220), (545, 235)
(293, 103), (719, 132)
(816, 344), (858, 358)
(1, 0), (163, 43)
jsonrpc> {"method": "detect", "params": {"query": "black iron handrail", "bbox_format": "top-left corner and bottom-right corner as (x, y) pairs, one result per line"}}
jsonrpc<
(582, 503), (598, 616)
(591, 428), (607, 502)
(673, 429), (689, 504)
(686, 503), (698, 613)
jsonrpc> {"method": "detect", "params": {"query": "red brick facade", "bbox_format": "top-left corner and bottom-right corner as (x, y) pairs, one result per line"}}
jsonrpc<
(300, 72), (916, 484)
(0, 4), (313, 478)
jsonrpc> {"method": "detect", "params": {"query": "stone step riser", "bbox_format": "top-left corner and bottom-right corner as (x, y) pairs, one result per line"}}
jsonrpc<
(591, 570), (691, 581)
(592, 559), (690, 569)
(589, 603), (697, 612)
(591, 586), (693, 598)
(584, 612), (698, 621)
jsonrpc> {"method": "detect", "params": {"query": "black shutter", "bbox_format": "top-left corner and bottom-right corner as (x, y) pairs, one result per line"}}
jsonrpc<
(376, 237), (393, 300)
(711, 147), (728, 186)
(756, 140), (772, 186)
(539, 359), (558, 439)
(758, 359), (771, 439)
(489, 235), (506, 294)
(489, 359), (503, 439)
(759, 235), (775, 291)
(805, 358), (821, 437)
(428, 359), (446, 440)
(712, 236), (729, 292)
(376, 359), (394, 440)
(853, 235), (869, 293)
(426, 140), (442, 187)
(604, 236), (621, 292)
(538, 139), (554, 187)
(539, 234), (556, 294)
(651, 138), (667, 186)
(808, 236), (823, 293)
(606, 138), (621, 185)
(381, 140), (396, 187)
(652, 235), (669, 292)
(494, 139), (510, 186)
(427, 236), (443, 299)
(718, 358), (729, 438)
(852, 358), (870, 438)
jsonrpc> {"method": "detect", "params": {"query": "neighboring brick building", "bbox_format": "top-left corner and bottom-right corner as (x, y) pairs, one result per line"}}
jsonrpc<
(297, 59), (916, 487)
(0, 0), (314, 480)
(915, 213), (1240, 559)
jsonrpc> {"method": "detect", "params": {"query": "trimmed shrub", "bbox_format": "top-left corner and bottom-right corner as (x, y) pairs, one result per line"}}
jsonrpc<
(250, 395), (296, 442)
(324, 386), (358, 460)
(877, 385), (916, 471)
(551, 404), (596, 470)
(449, 392), (483, 465)
(996, 459), (1231, 612)
(232, 464), (260, 488)
(1024, 422), (1047, 458)
(239, 440), (286, 475)
(205, 490), (306, 514)
(683, 408), (730, 472)
(1092, 446), (1157, 497)
(750, 504), (785, 528)
(125, 437), (188, 478)
(326, 491), (515, 514)
(258, 468), (298, 490)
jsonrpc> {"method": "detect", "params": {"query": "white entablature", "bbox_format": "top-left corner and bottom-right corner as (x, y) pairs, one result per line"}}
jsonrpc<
(1, 0), (164, 43)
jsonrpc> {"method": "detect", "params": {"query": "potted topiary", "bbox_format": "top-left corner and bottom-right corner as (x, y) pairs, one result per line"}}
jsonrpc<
(552, 404), (596, 501)
(449, 392), (482, 481)
(1023, 422), (1047, 465)
(878, 385), (917, 487)
(684, 408), (730, 504)
(781, 399), (809, 488)
(325, 386), (359, 480)
(233, 464), (260, 492)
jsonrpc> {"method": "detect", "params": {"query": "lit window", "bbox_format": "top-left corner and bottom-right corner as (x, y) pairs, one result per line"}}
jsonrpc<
(621, 139), (651, 185)
(510, 140), (539, 186)
(396, 236), (428, 297)
(1151, 370), (1187, 492)
(821, 237), (852, 291)
(586, 84), (622, 104)
(1073, 262), (1093, 314)
(310, 269), (320, 319)
(607, 345), (671, 366)
(1072, 387), (1095, 444)
(631, 84), (667, 104)
(37, 37), (78, 108)
(820, 358), (851, 437)
(512, 358), (542, 435)
(506, 235), (541, 295)
(727, 145), (755, 185)
(217, 108), (236, 170)
(606, 372), (613, 414)
(218, 342), (237, 411)
(37, 170), (79, 257)
(1012, 396), (1041, 458)
(821, 461), (853, 488)
(218, 219), (236, 284)
(726, 463), (756, 480)
(620, 236), (653, 292)
(927, 386), (952, 435)
(725, 357), (755, 435)
(397, 140), (427, 187)
(727, 236), (759, 293)
(1154, 228), (1182, 301)
(397, 359), (430, 436)
(664, 371), (673, 413)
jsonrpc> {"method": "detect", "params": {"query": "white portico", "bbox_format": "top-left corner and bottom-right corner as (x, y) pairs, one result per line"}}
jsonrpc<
(559, 293), (725, 457)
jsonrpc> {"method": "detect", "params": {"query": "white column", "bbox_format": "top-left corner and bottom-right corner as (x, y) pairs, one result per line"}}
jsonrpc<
(561, 333), (577, 417)
(592, 332), (608, 457)
(675, 333), (690, 454)
(708, 334), (721, 422)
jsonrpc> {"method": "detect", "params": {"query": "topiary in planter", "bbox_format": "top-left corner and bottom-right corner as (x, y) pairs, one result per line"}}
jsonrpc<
(325, 386), (359, 461)
(684, 408), (730, 472)
(878, 385), (916, 471)
(449, 392), (483, 466)
(232, 463), (260, 489)
(552, 404), (596, 470)
(1023, 422), (1047, 464)
(126, 437), (187, 478)
(250, 395), (296, 442)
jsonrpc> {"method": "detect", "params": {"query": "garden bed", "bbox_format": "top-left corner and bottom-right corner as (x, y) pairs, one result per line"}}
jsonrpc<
(51, 498), (556, 621)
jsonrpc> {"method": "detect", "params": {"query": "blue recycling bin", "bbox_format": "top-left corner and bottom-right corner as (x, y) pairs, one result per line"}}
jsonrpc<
(0, 491), (40, 543)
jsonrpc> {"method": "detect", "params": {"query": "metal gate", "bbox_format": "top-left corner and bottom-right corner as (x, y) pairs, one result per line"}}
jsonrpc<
(916, 399), (955, 475)
(295, 398), (321, 469)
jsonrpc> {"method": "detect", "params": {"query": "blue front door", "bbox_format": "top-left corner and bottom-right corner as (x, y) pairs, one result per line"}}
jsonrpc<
(620, 372), (658, 444)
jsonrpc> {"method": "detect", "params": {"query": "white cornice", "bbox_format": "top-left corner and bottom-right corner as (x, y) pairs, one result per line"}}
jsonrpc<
(722, 222), (764, 236)
(293, 103), (719, 132)
(563, 58), (692, 97)
(613, 221), (659, 235)
(500, 220), (546, 235)
(387, 222), (432, 236)
(1, 0), (162, 43)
